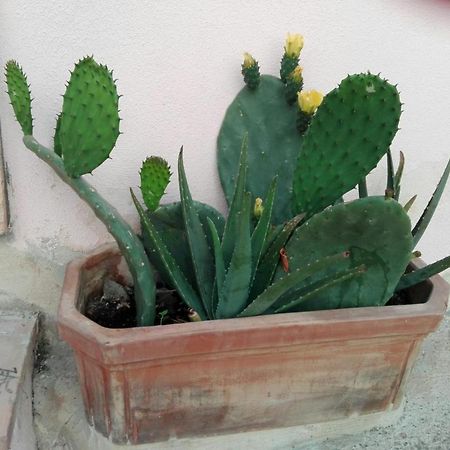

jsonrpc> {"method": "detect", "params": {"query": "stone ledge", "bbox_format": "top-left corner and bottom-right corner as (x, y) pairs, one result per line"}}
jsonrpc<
(0, 311), (38, 450)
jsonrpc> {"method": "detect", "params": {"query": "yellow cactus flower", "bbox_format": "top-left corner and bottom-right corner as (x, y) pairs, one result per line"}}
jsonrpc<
(289, 66), (303, 83)
(242, 52), (256, 69)
(298, 90), (324, 115)
(253, 197), (264, 219)
(284, 33), (304, 58)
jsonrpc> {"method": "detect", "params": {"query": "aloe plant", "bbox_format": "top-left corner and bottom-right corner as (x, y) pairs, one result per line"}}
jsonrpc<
(133, 139), (369, 319)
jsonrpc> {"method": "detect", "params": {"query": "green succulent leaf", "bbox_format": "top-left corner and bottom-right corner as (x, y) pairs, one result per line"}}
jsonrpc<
(140, 156), (171, 212)
(207, 217), (226, 317)
(59, 56), (120, 177)
(5, 60), (33, 135)
(396, 255), (450, 292)
(239, 252), (352, 317)
(248, 213), (305, 301)
(215, 193), (253, 319)
(131, 188), (206, 319)
(412, 158), (450, 247)
(251, 177), (278, 280)
(178, 148), (215, 317)
(274, 265), (366, 314)
(54, 113), (62, 156)
(221, 134), (248, 269)
(394, 151), (405, 200)
(293, 73), (401, 218)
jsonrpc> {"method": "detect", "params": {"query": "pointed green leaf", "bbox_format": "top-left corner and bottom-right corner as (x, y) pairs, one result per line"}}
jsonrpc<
(394, 151), (405, 200)
(221, 134), (248, 268)
(54, 113), (62, 156)
(239, 252), (352, 317)
(403, 195), (417, 213)
(131, 188), (206, 319)
(251, 177), (277, 279)
(274, 265), (366, 314)
(215, 193), (253, 319)
(178, 149), (215, 318)
(412, 158), (450, 247)
(396, 255), (450, 291)
(261, 224), (283, 257)
(386, 149), (395, 195)
(249, 213), (305, 301)
(207, 217), (225, 317)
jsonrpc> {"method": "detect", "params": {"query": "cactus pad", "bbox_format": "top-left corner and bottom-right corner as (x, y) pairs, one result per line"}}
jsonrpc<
(59, 56), (120, 177)
(293, 73), (401, 218)
(5, 61), (33, 135)
(140, 157), (171, 212)
(218, 75), (302, 224)
(276, 196), (412, 310)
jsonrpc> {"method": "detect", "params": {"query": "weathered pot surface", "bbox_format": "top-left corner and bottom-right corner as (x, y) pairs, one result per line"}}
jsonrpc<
(58, 244), (449, 444)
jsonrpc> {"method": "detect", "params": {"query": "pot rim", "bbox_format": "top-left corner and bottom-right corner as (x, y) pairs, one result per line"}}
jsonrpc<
(58, 244), (449, 365)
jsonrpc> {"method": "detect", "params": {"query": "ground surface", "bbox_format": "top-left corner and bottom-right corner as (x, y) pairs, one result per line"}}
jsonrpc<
(31, 314), (450, 450)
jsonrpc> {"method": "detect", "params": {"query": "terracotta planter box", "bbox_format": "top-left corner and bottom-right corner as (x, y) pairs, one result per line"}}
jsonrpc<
(58, 245), (449, 445)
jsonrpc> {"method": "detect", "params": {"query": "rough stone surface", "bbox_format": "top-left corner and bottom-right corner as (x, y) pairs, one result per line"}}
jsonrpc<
(0, 238), (74, 318)
(0, 311), (38, 450)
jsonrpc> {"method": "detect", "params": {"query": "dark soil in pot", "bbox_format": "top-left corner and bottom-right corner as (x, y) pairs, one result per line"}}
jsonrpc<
(84, 277), (191, 328)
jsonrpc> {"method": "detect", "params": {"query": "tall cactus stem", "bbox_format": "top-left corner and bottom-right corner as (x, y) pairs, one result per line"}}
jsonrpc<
(23, 135), (156, 326)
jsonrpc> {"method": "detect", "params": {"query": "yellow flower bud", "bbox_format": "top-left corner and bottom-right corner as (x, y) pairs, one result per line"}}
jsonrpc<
(289, 66), (303, 83)
(284, 33), (304, 58)
(254, 197), (264, 219)
(298, 89), (324, 115)
(243, 52), (256, 69)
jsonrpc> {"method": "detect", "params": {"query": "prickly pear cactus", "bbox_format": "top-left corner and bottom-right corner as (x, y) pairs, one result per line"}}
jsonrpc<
(140, 157), (171, 212)
(218, 75), (302, 224)
(292, 73), (401, 218)
(275, 196), (412, 310)
(5, 61), (33, 135)
(58, 56), (120, 177)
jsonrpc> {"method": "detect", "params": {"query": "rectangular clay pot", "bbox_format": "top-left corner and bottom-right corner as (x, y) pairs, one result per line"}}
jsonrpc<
(58, 244), (449, 444)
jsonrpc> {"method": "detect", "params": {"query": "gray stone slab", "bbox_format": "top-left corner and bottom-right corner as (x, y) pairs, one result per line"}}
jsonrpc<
(0, 312), (37, 450)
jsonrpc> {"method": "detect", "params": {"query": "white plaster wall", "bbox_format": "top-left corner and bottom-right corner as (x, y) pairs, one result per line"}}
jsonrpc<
(0, 0), (449, 264)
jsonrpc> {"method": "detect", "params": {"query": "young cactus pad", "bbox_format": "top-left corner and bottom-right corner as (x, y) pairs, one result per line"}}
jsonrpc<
(275, 196), (413, 310)
(140, 156), (171, 212)
(57, 56), (120, 177)
(218, 75), (302, 224)
(292, 73), (401, 218)
(5, 61), (33, 135)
